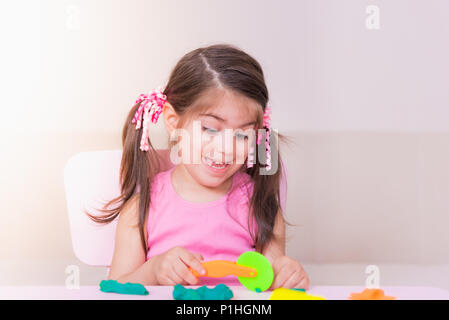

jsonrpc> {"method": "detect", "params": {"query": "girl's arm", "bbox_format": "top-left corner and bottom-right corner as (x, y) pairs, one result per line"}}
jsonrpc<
(107, 195), (158, 285)
(262, 209), (286, 264)
(263, 209), (310, 289)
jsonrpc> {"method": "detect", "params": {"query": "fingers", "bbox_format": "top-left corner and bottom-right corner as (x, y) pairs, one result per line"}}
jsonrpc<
(296, 274), (310, 290)
(272, 263), (296, 288)
(193, 252), (204, 261)
(171, 265), (189, 285)
(271, 256), (310, 290)
(157, 247), (206, 285)
(271, 256), (292, 288)
(282, 270), (302, 289)
(173, 259), (199, 285)
(178, 250), (206, 276)
(159, 261), (195, 286)
(297, 280), (309, 291)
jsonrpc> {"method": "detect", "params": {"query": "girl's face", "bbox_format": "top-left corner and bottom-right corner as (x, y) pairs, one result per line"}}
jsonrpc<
(178, 89), (261, 188)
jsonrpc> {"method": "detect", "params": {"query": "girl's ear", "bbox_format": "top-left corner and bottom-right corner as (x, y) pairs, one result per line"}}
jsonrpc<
(163, 102), (179, 135)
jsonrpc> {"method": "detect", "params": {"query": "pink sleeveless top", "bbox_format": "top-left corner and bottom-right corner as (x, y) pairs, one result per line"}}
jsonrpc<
(145, 166), (258, 286)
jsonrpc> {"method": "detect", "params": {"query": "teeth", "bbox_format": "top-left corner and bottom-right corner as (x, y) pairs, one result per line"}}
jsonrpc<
(204, 157), (230, 169)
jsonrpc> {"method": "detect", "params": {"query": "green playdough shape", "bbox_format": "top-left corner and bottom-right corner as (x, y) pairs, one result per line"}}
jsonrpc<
(237, 251), (274, 292)
(173, 284), (233, 300)
(99, 279), (149, 295)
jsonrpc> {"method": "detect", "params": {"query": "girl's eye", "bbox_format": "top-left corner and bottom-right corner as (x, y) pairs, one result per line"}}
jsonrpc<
(202, 126), (248, 140)
(202, 126), (219, 135)
(235, 133), (249, 140)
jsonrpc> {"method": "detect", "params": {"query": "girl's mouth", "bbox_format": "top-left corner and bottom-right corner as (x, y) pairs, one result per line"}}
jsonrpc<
(203, 156), (231, 172)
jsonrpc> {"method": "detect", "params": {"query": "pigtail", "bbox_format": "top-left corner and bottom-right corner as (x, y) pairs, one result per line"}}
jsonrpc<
(247, 131), (292, 254)
(86, 101), (161, 253)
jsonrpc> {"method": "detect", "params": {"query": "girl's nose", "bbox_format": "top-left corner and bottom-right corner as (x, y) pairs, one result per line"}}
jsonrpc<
(211, 132), (235, 162)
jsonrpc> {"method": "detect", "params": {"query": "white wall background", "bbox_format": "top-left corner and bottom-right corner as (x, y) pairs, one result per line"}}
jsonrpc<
(1, 0), (448, 134)
(0, 0), (448, 290)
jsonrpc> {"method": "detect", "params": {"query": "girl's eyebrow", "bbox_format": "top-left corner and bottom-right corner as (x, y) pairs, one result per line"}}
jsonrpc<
(199, 113), (256, 127)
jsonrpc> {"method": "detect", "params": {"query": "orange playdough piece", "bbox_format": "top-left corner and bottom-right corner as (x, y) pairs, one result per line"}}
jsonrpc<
(349, 288), (396, 300)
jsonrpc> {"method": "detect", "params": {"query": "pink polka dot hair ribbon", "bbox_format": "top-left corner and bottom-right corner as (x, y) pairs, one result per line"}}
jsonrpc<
(131, 86), (167, 152)
(248, 104), (272, 170)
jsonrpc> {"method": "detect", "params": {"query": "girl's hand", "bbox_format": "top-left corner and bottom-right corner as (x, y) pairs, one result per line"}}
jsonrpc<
(151, 246), (206, 285)
(270, 255), (310, 290)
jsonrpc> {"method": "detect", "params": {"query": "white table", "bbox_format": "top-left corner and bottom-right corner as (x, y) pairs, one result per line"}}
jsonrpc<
(1, 285), (448, 300)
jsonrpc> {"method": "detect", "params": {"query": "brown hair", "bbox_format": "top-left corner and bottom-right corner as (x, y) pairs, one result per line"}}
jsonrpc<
(87, 43), (292, 255)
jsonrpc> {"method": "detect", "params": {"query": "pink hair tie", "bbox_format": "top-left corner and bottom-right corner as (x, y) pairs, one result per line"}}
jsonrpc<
(131, 86), (167, 152)
(248, 104), (272, 170)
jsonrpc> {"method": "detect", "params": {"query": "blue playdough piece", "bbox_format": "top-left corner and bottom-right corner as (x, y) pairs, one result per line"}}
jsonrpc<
(291, 288), (306, 292)
(173, 284), (233, 300)
(99, 279), (149, 295)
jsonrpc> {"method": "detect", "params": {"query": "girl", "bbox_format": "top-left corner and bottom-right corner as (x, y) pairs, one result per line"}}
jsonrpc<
(88, 44), (309, 290)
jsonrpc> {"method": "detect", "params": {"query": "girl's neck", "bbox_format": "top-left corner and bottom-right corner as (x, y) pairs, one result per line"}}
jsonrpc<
(171, 165), (233, 203)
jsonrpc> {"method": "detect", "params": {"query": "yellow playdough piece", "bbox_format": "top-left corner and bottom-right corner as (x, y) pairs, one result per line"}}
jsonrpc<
(269, 288), (326, 300)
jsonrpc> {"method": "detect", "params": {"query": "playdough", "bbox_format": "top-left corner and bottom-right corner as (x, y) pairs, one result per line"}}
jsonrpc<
(187, 251), (274, 293)
(236, 251), (274, 292)
(349, 288), (396, 300)
(173, 284), (233, 300)
(99, 279), (149, 295)
(269, 288), (325, 300)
